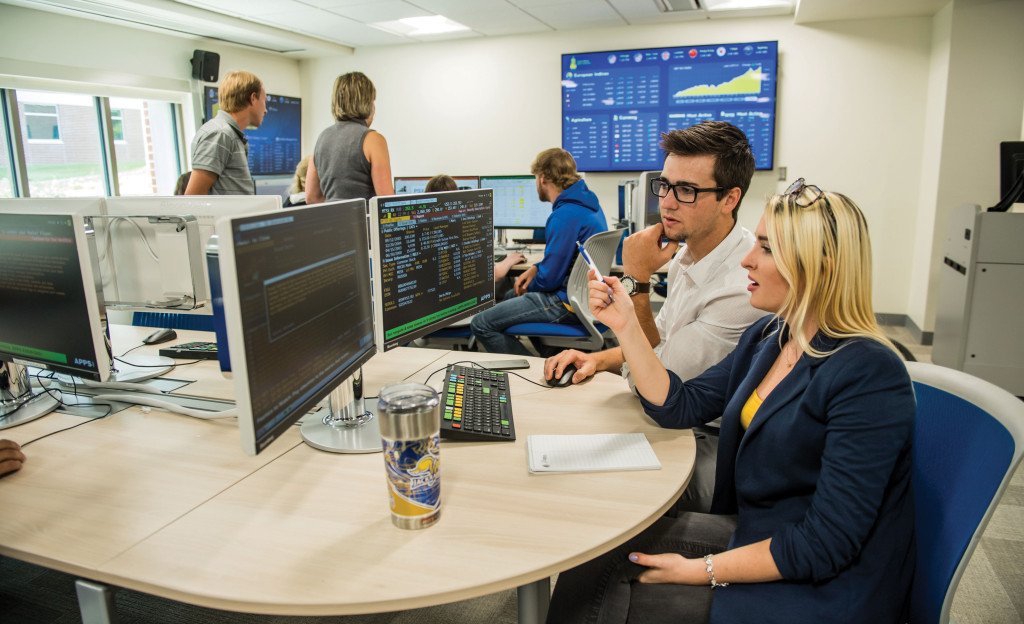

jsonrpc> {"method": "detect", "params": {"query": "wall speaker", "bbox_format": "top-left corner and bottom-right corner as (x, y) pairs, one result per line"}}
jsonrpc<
(191, 50), (220, 83)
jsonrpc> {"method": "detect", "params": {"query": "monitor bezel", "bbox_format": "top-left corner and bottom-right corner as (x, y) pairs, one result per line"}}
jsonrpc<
(634, 170), (663, 232)
(369, 189), (496, 352)
(0, 210), (112, 382)
(216, 199), (376, 455)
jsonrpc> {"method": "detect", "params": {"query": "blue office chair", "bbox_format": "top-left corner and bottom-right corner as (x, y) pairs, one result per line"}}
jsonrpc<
(502, 229), (625, 353)
(905, 361), (1024, 624)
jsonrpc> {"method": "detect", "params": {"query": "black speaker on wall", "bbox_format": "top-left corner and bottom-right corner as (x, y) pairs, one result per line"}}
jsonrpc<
(191, 50), (220, 82)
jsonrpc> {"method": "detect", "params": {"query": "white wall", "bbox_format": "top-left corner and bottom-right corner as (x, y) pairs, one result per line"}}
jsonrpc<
(0, 4), (305, 146)
(300, 15), (933, 316)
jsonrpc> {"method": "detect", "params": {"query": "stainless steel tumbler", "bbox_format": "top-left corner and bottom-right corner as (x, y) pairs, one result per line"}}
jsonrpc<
(377, 382), (441, 529)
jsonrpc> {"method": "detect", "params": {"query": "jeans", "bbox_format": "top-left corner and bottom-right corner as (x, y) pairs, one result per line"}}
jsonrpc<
(470, 289), (573, 356)
(546, 513), (737, 624)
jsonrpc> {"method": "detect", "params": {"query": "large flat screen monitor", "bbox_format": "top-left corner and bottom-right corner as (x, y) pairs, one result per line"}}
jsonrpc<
(369, 189), (495, 352)
(101, 196), (281, 313)
(203, 87), (302, 177)
(479, 175), (550, 229)
(394, 176), (480, 194)
(0, 211), (112, 426)
(562, 40), (778, 171)
(216, 200), (376, 455)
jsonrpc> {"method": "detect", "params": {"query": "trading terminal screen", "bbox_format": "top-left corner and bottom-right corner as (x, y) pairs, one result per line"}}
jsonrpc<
(562, 40), (778, 171)
(0, 212), (109, 381)
(371, 189), (494, 351)
(479, 176), (551, 229)
(224, 201), (374, 452)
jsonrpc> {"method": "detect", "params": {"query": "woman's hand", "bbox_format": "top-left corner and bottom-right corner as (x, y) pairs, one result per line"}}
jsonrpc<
(630, 552), (707, 585)
(587, 271), (634, 333)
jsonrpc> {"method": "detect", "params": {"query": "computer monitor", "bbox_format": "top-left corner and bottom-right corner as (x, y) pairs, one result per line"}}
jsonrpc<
(369, 189), (495, 352)
(479, 175), (551, 229)
(0, 211), (111, 428)
(254, 176), (292, 202)
(394, 176), (480, 194)
(216, 199), (377, 456)
(100, 196), (281, 313)
(633, 171), (662, 232)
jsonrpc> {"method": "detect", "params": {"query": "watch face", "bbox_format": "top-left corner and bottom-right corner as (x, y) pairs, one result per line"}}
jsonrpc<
(621, 275), (638, 296)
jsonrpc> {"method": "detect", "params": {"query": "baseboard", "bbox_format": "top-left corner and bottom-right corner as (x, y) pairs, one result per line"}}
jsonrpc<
(875, 313), (933, 346)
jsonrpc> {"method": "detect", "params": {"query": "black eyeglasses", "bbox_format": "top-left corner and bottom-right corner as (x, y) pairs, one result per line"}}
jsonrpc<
(650, 178), (724, 204)
(785, 177), (837, 237)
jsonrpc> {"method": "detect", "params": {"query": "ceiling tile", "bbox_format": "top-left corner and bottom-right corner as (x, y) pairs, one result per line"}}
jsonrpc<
(411, 0), (552, 36)
(253, 7), (412, 46)
(524, 1), (626, 29)
(328, 1), (433, 23)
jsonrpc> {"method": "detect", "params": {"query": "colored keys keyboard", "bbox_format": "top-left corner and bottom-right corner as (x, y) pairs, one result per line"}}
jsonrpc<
(439, 364), (516, 442)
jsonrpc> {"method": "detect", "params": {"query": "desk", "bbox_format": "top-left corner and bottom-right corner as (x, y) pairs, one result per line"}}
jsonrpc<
(0, 326), (695, 622)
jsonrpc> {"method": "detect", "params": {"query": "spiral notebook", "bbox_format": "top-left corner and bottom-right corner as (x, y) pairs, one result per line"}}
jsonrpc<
(526, 433), (661, 474)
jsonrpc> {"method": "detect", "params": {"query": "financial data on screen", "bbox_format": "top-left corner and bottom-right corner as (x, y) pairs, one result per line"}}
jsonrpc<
(370, 189), (494, 351)
(562, 41), (778, 171)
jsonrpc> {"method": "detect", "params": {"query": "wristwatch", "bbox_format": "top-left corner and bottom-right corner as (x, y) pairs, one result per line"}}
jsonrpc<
(620, 275), (651, 297)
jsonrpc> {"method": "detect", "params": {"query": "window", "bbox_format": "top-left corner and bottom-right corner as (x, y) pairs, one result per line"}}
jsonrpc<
(111, 108), (125, 142)
(2, 89), (185, 198)
(23, 103), (60, 142)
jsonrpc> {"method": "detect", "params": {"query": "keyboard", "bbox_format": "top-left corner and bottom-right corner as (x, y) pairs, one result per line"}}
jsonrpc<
(158, 341), (219, 360)
(494, 253), (507, 262)
(439, 364), (516, 442)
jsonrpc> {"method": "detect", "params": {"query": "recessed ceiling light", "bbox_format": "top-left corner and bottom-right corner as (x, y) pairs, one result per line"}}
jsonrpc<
(370, 15), (470, 37)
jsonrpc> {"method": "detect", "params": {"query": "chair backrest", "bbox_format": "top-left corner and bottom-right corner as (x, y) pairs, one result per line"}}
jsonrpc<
(565, 229), (627, 326)
(905, 361), (1024, 623)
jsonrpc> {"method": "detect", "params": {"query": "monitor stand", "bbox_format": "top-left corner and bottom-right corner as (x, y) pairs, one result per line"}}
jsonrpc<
(301, 369), (382, 454)
(108, 355), (175, 383)
(0, 361), (59, 430)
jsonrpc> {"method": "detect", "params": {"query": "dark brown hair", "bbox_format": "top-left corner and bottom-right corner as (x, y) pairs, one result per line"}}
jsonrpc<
(660, 121), (754, 220)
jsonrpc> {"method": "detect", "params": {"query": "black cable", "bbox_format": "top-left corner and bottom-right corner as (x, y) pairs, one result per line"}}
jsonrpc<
(19, 371), (114, 449)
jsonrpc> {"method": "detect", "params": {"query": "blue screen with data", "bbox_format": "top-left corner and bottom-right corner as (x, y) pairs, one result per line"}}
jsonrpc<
(204, 87), (302, 176)
(561, 41), (778, 171)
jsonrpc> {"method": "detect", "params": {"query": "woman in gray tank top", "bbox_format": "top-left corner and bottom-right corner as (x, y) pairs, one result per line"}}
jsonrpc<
(307, 72), (394, 202)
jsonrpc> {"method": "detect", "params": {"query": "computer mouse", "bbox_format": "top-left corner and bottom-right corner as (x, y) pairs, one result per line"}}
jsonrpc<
(142, 328), (177, 345)
(546, 363), (578, 388)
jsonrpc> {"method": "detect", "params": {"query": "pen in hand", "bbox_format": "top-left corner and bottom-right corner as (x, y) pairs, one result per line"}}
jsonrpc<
(577, 241), (614, 303)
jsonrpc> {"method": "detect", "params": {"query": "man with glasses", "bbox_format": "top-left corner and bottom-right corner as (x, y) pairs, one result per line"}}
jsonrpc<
(545, 120), (767, 513)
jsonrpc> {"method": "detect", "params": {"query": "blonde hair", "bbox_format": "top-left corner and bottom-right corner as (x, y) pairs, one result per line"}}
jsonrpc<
(764, 187), (896, 358)
(331, 72), (376, 122)
(218, 71), (263, 113)
(292, 155), (310, 193)
(530, 148), (581, 191)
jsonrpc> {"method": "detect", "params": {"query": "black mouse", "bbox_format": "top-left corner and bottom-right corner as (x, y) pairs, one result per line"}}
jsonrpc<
(546, 364), (578, 388)
(143, 328), (177, 345)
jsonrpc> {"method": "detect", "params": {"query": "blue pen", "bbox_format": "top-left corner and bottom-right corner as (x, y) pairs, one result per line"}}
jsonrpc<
(577, 241), (614, 303)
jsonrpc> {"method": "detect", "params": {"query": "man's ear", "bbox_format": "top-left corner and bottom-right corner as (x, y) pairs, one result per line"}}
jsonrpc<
(721, 187), (742, 216)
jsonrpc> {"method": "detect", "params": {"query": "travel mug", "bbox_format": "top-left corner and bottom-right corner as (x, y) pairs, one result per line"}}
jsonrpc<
(377, 382), (441, 529)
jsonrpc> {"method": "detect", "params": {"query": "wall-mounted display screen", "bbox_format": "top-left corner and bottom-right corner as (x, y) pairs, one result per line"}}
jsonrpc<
(561, 41), (778, 171)
(203, 87), (302, 177)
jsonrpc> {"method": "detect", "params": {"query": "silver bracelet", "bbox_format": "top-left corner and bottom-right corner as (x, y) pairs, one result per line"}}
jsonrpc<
(704, 554), (729, 588)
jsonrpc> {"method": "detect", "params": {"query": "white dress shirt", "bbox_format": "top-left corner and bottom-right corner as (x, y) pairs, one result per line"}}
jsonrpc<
(623, 222), (768, 388)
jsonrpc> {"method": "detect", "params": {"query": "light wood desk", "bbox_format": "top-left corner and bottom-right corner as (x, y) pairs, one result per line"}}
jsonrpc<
(0, 326), (695, 623)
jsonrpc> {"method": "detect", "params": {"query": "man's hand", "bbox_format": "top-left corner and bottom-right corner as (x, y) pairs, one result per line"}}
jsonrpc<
(622, 223), (679, 279)
(0, 439), (26, 477)
(544, 350), (598, 384)
(514, 265), (538, 296)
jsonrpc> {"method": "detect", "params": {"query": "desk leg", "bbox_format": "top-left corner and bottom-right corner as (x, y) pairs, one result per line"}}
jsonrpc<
(76, 579), (119, 624)
(517, 577), (551, 624)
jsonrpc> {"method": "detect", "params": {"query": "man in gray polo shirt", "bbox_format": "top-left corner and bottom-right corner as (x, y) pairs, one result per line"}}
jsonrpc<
(185, 70), (267, 195)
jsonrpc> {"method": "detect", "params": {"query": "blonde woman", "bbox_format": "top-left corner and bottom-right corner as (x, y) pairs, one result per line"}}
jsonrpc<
(547, 180), (915, 624)
(307, 72), (394, 203)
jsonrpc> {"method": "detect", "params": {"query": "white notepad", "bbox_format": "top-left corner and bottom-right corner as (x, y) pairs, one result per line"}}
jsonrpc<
(526, 433), (662, 474)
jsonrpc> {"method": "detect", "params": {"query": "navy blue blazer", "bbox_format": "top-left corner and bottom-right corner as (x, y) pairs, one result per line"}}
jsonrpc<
(641, 316), (916, 624)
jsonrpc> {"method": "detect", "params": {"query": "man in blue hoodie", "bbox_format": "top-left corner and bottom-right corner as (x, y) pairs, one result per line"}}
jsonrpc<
(471, 148), (607, 355)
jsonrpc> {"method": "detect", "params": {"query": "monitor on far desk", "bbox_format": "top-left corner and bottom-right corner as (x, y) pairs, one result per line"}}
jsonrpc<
(394, 176), (480, 194)
(479, 175), (550, 250)
(216, 199), (377, 456)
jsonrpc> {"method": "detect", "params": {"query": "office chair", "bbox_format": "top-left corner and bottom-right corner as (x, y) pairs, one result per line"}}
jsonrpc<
(905, 361), (1024, 624)
(502, 229), (625, 353)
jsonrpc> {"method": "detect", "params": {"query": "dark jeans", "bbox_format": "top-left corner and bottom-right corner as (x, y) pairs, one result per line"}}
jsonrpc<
(470, 289), (573, 356)
(667, 426), (719, 516)
(546, 513), (737, 624)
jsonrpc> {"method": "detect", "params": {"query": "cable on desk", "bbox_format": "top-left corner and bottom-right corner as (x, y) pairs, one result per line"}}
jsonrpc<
(20, 372), (114, 449)
(89, 394), (237, 420)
